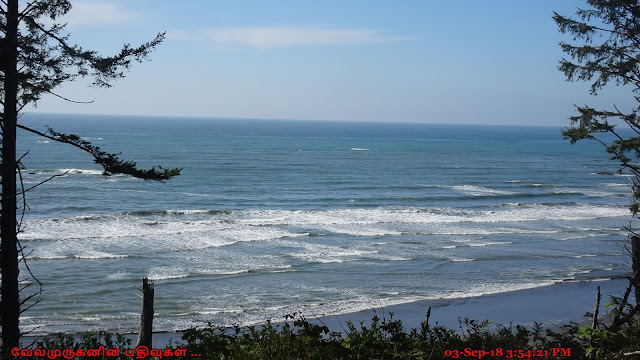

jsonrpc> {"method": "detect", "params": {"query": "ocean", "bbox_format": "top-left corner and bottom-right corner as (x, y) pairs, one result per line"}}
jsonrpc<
(14, 113), (632, 335)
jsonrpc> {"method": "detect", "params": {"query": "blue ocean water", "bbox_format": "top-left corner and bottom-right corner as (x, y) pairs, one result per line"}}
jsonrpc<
(15, 113), (631, 334)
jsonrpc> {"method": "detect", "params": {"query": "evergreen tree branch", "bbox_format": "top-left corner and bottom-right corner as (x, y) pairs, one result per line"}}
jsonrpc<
(20, 14), (165, 88)
(19, 0), (70, 22)
(1, 0), (178, 350)
(16, 123), (181, 180)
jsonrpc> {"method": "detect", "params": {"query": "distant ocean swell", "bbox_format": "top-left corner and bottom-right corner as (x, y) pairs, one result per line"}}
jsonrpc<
(24, 171), (630, 197)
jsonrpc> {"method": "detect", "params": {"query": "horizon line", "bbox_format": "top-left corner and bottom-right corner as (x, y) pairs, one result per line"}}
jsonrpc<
(23, 111), (564, 129)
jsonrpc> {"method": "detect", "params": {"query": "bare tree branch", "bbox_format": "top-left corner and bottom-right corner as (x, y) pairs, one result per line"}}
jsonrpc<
(44, 90), (94, 104)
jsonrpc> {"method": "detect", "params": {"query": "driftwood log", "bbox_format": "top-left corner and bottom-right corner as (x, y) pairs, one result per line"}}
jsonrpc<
(592, 286), (600, 329)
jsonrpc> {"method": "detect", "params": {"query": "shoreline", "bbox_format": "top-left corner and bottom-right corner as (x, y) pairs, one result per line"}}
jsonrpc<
(21, 277), (631, 347)
(310, 277), (630, 332)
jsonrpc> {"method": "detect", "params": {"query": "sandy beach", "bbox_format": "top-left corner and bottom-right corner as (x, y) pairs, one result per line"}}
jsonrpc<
(312, 278), (630, 332)
(138, 277), (630, 346)
(18, 277), (631, 348)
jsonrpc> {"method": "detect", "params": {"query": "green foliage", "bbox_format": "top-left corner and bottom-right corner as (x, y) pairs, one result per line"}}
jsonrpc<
(1, 0), (180, 353)
(25, 312), (640, 359)
(554, 0), (640, 215)
(554, 5), (640, 359)
(579, 327), (618, 360)
(571, 294), (640, 360)
(554, 0), (640, 95)
(577, 318), (640, 360)
(6, 0), (166, 108)
(2, 0), (181, 181)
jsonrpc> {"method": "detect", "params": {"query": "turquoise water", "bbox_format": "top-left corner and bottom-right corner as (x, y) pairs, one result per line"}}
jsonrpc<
(15, 113), (631, 334)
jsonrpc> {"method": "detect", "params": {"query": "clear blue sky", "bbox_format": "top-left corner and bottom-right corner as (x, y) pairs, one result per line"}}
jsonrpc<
(26, 0), (635, 126)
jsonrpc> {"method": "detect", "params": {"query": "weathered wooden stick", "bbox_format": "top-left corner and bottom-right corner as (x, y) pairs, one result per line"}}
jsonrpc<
(425, 306), (431, 328)
(592, 286), (600, 329)
(137, 277), (155, 348)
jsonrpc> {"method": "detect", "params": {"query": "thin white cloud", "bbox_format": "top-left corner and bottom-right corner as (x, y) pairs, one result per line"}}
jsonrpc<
(169, 26), (410, 49)
(61, 1), (141, 27)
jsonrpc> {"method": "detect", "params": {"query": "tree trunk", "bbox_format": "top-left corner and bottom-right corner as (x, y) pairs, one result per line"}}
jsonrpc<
(1, 0), (20, 353)
(137, 278), (154, 349)
(632, 236), (640, 309)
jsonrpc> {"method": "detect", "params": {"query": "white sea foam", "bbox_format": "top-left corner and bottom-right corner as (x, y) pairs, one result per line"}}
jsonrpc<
(288, 242), (378, 264)
(554, 186), (624, 198)
(567, 269), (592, 277)
(324, 225), (402, 237)
(466, 241), (512, 247)
(27, 168), (103, 176)
(198, 265), (294, 276)
(558, 233), (604, 241)
(448, 185), (516, 196)
(239, 204), (626, 228)
(436, 281), (558, 300)
(21, 204), (629, 246)
(378, 255), (412, 261)
(107, 271), (129, 279)
(148, 266), (189, 281)
(590, 172), (633, 177)
(73, 252), (127, 259)
(201, 280), (564, 331)
(59, 168), (104, 175)
(33, 254), (67, 260)
(79, 137), (103, 140)
(166, 209), (213, 215)
(200, 269), (250, 276)
(603, 183), (629, 188)
(21, 216), (305, 252)
(507, 180), (548, 187)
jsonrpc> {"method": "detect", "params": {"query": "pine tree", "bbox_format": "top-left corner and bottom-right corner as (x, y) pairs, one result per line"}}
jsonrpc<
(555, 0), (640, 210)
(554, 0), (640, 328)
(0, 0), (180, 352)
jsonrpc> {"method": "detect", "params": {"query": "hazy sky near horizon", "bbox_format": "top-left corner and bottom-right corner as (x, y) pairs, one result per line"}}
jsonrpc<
(25, 0), (636, 126)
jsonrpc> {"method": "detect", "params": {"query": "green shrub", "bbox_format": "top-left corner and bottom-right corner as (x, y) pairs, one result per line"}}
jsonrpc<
(15, 309), (640, 359)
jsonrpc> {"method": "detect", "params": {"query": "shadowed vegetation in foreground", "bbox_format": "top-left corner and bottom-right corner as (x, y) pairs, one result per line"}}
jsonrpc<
(14, 305), (640, 360)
